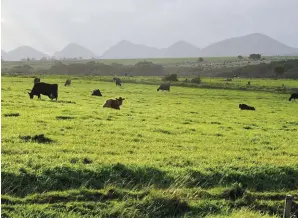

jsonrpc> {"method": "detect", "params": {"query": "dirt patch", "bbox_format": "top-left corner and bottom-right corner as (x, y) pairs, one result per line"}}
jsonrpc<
(57, 100), (76, 104)
(4, 113), (20, 117)
(19, 134), (54, 144)
(56, 116), (74, 120)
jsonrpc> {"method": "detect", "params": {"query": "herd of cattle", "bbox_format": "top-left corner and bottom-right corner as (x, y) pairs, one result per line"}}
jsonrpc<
(28, 77), (171, 110)
(28, 77), (298, 110)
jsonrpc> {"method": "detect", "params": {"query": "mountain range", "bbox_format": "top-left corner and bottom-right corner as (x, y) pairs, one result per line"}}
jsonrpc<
(2, 33), (298, 61)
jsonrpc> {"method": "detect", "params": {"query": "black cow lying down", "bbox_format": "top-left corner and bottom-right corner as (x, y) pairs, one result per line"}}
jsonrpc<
(103, 97), (125, 110)
(239, 104), (255, 110)
(289, 93), (298, 101)
(157, 84), (170, 91)
(28, 82), (58, 101)
(92, 89), (102, 96)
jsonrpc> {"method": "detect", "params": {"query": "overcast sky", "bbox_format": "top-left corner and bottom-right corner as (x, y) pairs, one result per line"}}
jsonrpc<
(2, 0), (298, 55)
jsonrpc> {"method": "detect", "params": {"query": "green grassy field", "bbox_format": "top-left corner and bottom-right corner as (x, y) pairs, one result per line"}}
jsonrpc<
(2, 76), (298, 217)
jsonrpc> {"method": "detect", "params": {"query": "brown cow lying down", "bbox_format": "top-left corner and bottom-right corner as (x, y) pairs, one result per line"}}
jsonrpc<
(103, 97), (125, 110)
(239, 104), (255, 110)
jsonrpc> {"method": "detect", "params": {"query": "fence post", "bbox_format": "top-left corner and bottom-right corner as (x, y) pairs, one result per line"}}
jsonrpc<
(283, 195), (293, 218)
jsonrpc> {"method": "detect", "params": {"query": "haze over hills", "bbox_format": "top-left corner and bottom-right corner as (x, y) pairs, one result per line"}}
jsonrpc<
(1, 50), (8, 59)
(2, 33), (298, 61)
(2, 46), (48, 61)
(100, 40), (161, 59)
(161, 41), (201, 58)
(201, 33), (298, 57)
(100, 40), (201, 59)
(54, 43), (97, 59)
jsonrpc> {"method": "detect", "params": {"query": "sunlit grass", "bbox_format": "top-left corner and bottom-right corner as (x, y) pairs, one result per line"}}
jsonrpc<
(2, 76), (298, 217)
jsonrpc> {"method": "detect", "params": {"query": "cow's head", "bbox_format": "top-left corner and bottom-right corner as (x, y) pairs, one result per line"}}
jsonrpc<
(28, 92), (34, 99)
(116, 97), (125, 106)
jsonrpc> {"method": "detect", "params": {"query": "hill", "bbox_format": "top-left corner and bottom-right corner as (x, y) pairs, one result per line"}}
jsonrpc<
(54, 43), (97, 59)
(201, 33), (298, 57)
(3, 46), (47, 61)
(101, 40), (161, 59)
(1, 50), (8, 60)
(161, 41), (201, 58)
(101, 40), (201, 59)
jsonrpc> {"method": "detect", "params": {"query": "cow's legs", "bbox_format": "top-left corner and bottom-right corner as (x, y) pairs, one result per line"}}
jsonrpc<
(38, 94), (41, 99)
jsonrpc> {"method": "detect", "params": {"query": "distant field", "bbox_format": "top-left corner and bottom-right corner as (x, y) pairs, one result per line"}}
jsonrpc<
(2, 55), (296, 69)
(2, 76), (298, 217)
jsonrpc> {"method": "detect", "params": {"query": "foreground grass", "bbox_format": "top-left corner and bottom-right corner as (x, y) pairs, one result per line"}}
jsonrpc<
(1, 76), (298, 217)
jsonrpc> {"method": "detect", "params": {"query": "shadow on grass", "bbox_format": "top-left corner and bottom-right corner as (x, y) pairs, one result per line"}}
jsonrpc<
(19, 134), (54, 144)
(4, 113), (20, 117)
(2, 164), (298, 198)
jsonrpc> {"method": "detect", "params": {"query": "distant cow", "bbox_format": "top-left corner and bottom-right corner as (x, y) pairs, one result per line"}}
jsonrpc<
(92, 89), (102, 96)
(157, 84), (170, 91)
(113, 77), (122, 86)
(239, 104), (255, 110)
(34, 78), (40, 84)
(28, 82), (58, 101)
(103, 97), (125, 110)
(65, 79), (71, 86)
(289, 93), (298, 101)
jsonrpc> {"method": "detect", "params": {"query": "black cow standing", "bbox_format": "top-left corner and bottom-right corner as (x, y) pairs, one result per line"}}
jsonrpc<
(239, 104), (255, 110)
(289, 93), (298, 101)
(157, 84), (170, 91)
(34, 78), (40, 84)
(28, 82), (58, 101)
(65, 79), (71, 86)
(113, 77), (122, 86)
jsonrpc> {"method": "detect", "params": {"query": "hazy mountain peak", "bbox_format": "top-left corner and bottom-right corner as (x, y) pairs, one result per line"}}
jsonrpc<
(3, 46), (47, 61)
(170, 40), (197, 47)
(54, 43), (96, 59)
(201, 33), (298, 56)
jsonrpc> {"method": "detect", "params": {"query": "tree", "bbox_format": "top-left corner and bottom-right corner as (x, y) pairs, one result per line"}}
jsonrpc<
(274, 66), (284, 78)
(237, 55), (243, 60)
(164, 74), (178, 81)
(191, 76), (201, 84)
(198, 57), (204, 62)
(249, 54), (261, 61)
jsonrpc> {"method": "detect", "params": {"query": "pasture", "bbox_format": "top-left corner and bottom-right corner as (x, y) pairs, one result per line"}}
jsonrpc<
(1, 76), (298, 217)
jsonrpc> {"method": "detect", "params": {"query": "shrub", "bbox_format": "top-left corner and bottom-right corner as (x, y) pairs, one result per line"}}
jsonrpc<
(191, 77), (201, 84)
(164, 74), (178, 81)
(249, 54), (261, 61)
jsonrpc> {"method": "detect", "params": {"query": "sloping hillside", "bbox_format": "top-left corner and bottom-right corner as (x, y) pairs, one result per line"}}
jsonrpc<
(4, 46), (47, 61)
(201, 33), (298, 57)
(54, 43), (97, 59)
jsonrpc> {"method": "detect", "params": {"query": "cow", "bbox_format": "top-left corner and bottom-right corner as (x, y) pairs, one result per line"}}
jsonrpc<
(157, 84), (170, 91)
(28, 82), (58, 101)
(92, 89), (102, 96)
(65, 79), (71, 86)
(113, 77), (122, 86)
(34, 78), (40, 84)
(239, 104), (255, 110)
(289, 93), (298, 101)
(103, 97), (125, 110)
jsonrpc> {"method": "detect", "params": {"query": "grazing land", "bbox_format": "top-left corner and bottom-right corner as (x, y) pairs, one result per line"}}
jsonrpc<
(1, 76), (298, 217)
